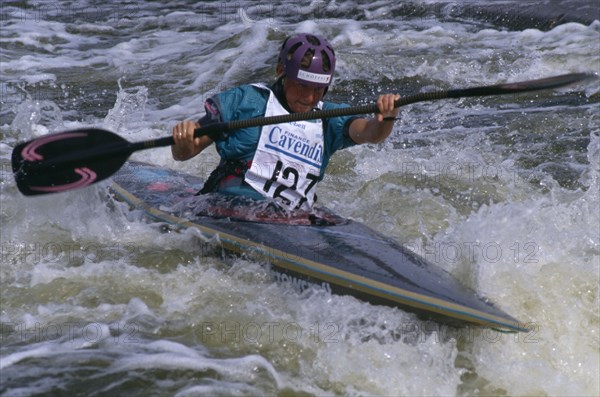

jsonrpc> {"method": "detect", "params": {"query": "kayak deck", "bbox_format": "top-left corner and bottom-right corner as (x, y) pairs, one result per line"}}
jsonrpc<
(110, 161), (528, 332)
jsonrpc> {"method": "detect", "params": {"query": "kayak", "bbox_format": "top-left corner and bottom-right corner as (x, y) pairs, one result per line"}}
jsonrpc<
(110, 161), (529, 333)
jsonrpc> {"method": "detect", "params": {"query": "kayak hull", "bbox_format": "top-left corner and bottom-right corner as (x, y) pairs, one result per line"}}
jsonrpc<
(110, 161), (528, 332)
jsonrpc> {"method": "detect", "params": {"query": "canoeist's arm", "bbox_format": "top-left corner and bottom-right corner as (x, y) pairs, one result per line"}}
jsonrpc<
(349, 94), (400, 144)
(171, 120), (213, 161)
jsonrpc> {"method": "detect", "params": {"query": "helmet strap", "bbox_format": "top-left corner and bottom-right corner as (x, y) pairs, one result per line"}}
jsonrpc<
(271, 77), (292, 113)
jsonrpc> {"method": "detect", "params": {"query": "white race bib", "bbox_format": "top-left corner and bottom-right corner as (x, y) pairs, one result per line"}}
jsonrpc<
(245, 86), (324, 210)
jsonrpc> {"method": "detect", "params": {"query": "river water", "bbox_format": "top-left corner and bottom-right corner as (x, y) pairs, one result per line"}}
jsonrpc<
(1, 1), (599, 396)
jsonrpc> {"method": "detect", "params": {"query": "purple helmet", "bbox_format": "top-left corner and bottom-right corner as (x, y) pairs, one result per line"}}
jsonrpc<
(278, 33), (336, 88)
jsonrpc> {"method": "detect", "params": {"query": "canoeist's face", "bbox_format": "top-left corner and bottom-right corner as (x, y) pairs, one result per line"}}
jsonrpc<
(283, 79), (326, 113)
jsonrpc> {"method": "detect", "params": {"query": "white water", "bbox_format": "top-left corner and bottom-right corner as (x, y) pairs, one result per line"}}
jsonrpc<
(1, 1), (599, 396)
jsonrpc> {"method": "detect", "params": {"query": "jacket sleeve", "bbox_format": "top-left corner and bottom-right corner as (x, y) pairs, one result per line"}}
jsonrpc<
(322, 102), (359, 152)
(209, 85), (270, 160)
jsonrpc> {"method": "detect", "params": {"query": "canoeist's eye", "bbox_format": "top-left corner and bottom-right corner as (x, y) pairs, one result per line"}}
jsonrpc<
(297, 84), (324, 95)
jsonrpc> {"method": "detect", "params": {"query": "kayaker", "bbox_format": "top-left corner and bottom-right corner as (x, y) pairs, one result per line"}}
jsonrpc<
(171, 33), (400, 210)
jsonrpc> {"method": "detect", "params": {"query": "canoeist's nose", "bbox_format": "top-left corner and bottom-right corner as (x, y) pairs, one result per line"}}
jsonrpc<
(298, 84), (324, 102)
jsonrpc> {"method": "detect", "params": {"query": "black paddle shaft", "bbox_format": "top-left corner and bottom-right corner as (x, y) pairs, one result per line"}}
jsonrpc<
(11, 72), (596, 195)
(191, 72), (594, 140)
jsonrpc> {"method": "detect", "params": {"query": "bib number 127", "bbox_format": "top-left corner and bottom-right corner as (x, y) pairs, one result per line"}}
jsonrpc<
(263, 160), (318, 209)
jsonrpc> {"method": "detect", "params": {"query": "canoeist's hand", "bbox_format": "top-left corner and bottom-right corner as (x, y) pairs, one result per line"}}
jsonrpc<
(376, 94), (400, 122)
(348, 93), (401, 144)
(171, 120), (210, 161)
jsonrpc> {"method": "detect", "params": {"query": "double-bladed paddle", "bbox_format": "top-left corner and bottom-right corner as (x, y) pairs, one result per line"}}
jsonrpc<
(11, 72), (595, 196)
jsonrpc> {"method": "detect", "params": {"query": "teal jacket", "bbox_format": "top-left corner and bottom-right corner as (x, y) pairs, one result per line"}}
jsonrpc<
(200, 82), (358, 197)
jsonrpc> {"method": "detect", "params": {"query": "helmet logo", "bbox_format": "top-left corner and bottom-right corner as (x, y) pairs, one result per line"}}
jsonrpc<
(297, 70), (331, 84)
